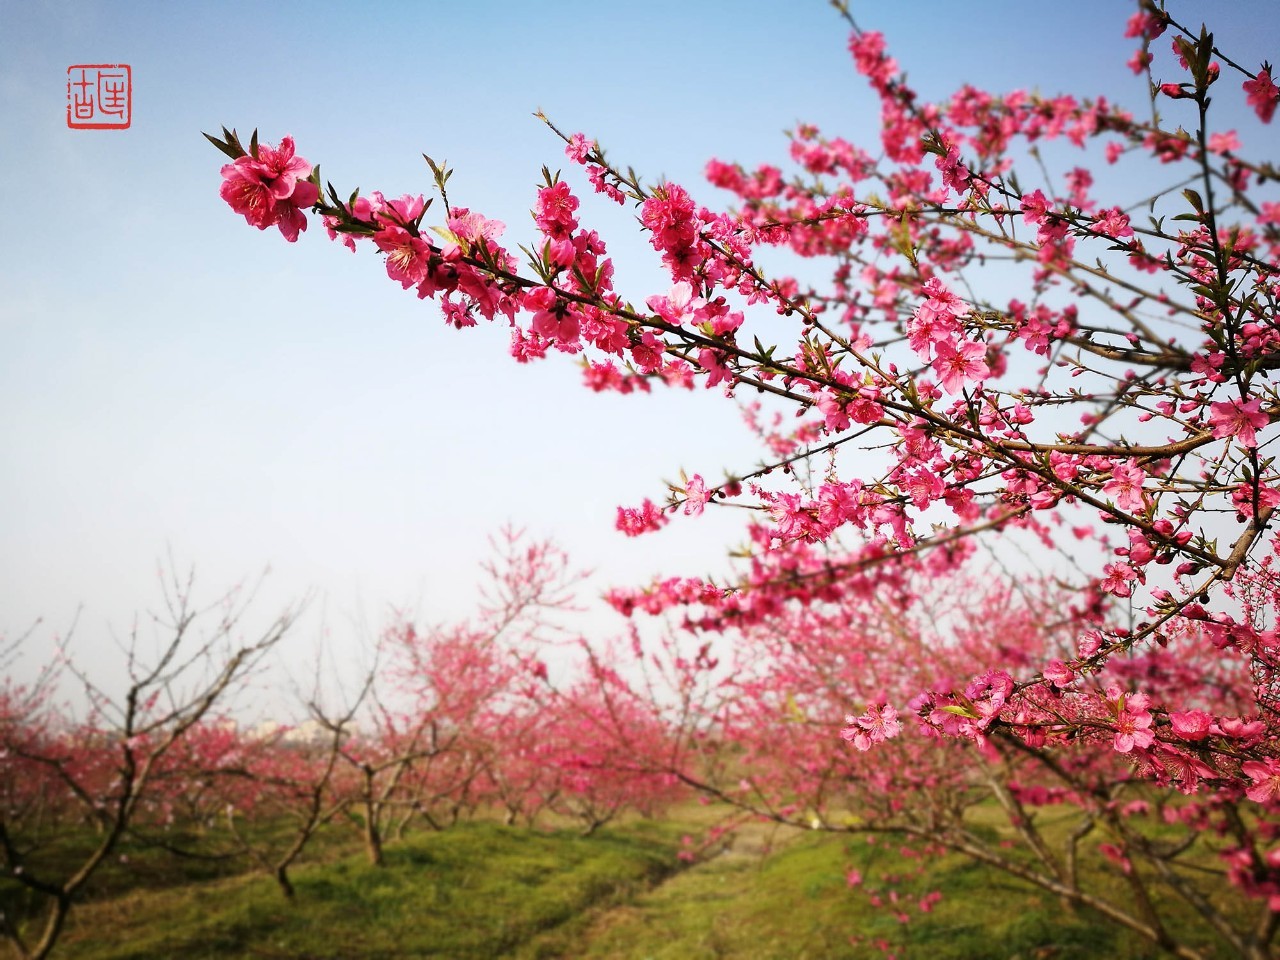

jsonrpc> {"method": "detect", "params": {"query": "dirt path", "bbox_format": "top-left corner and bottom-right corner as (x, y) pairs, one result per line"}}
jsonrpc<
(510, 818), (819, 960)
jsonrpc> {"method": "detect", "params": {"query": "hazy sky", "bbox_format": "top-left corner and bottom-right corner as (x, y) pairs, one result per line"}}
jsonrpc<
(1, 1), (1276, 696)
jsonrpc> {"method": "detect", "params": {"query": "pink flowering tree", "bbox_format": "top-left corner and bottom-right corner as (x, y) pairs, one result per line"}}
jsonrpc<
(210, 705), (362, 899)
(532, 640), (691, 835)
(209, 0), (1280, 954)
(334, 530), (585, 846)
(634, 560), (1274, 959)
(468, 699), (564, 829)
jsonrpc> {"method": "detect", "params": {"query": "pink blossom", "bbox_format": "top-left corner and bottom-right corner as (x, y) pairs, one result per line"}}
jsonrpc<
(902, 469), (944, 509)
(534, 181), (580, 241)
(583, 360), (623, 392)
(253, 136), (312, 199)
(372, 192), (426, 227)
(1123, 10), (1166, 41)
(841, 703), (902, 751)
(1042, 659), (1074, 688)
(965, 670), (1013, 729)
(683, 475), (710, 516)
(324, 195), (374, 251)
(373, 225), (431, 288)
(565, 132), (594, 163)
(1127, 49), (1153, 75)
(848, 392), (884, 425)
(1020, 189), (1051, 226)
(1092, 207), (1133, 239)
(818, 392), (852, 432)
(935, 144), (970, 195)
(531, 310), (579, 347)
(586, 164), (626, 204)
(920, 278), (969, 318)
(1103, 459), (1147, 513)
(1099, 842), (1133, 875)
(1113, 702), (1155, 753)
(447, 208), (506, 246)
(1035, 219), (1074, 266)
(697, 348), (732, 388)
(630, 332), (665, 373)
(640, 183), (701, 279)
(1208, 130), (1241, 154)
(646, 281), (702, 325)
(1243, 759), (1280, 803)
(1100, 561), (1138, 598)
(816, 481), (864, 530)
(918, 891), (942, 914)
(218, 136), (318, 241)
(1078, 631), (1104, 658)
(847, 31), (898, 92)
(1159, 746), (1217, 794)
(1209, 397), (1269, 448)
(1216, 717), (1266, 742)
(615, 499), (668, 537)
(1168, 709), (1212, 741)
(1244, 68), (1279, 123)
(907, 279), (970, 357)
(931, 339), (990, 393)
(1231, 481), (1280, 519)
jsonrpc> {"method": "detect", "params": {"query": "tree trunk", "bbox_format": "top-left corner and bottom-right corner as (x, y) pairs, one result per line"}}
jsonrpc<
(364, 801), (385, 868)
(274, 864), (296, 900)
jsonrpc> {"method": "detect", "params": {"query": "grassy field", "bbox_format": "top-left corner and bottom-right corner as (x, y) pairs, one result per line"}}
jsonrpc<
(3, 804), (1237, 959)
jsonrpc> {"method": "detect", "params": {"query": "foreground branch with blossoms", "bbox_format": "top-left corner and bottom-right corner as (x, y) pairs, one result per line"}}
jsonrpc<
(208, 1), (1280, 955)
(599, 566), (1280, 959)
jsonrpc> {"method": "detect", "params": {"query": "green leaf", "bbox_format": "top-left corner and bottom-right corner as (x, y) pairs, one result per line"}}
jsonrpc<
(202, 130), (243, 161)
(423, 154), (452, 193)
(429, 225), (463, 248)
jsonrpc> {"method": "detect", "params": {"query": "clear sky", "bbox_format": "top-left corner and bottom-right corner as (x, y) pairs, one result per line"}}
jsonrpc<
(1, 1), (1277, 697)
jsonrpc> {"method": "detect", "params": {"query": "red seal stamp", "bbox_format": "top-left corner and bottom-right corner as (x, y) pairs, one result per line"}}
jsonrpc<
(67, 65), (132, 129)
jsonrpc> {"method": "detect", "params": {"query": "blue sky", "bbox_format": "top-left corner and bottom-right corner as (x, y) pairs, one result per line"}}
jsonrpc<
(1, 1), (1276, 693)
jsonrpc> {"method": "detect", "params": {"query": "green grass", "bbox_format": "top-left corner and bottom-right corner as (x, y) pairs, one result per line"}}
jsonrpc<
(525, 826), (1165, 960)
(518, 804), (1238, 960)
(42, 819), (687, 960)
(3, 804), (1245, 960)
